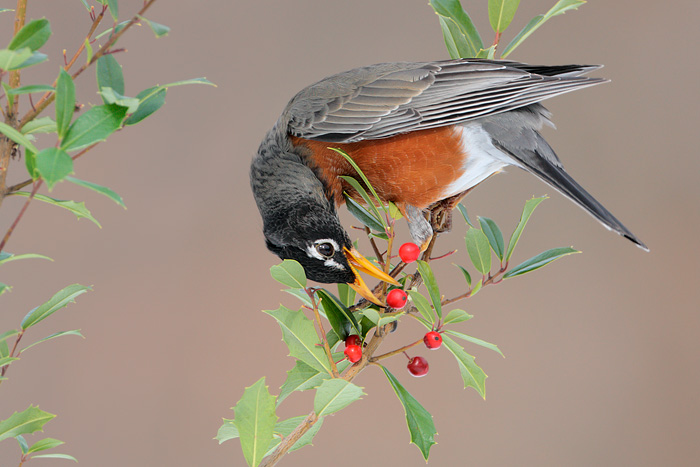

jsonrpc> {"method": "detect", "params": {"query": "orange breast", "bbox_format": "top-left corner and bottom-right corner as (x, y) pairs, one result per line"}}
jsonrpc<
(290, 126), (468, 211)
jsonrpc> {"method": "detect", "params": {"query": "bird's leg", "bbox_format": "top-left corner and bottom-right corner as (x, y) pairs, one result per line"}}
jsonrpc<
(428, 188), (473, 233)
(405, 204), (433, 251)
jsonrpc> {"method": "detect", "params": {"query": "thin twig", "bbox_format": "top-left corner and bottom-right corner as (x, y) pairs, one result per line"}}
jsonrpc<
(371, 337), (423, 362)
(0, 180), (41, 252)
(440, 263), (508, 306)
(365, 226), (385, 267)
(306, 289), (339, 378)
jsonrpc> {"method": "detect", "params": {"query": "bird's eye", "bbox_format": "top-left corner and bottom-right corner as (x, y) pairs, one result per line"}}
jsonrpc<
(315, 242), (335, 258)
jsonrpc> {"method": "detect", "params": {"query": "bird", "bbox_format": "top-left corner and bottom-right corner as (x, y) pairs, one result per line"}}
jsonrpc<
(250, 59), (647, 303)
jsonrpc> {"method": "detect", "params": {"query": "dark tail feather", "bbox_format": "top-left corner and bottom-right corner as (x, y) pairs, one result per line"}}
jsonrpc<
(497, 141), (649, 252)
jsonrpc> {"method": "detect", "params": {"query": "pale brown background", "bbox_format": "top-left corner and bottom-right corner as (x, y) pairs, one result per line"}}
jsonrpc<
(1, 0), (698, 466)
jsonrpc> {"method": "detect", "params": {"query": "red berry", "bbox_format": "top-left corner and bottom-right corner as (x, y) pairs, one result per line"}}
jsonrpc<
(344, 344), (362, 363)
(386, 289), (408, 309)
(399, 242), (420, 263)
(424, 331), (442, 350)
(345, 334), (361, 347)
(407, 356), (429, 377)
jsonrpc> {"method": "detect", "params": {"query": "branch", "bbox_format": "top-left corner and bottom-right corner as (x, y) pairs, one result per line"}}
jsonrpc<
(440, 263), (508, 306)
(259, 412), (319, 467)
(0, 179), (41, 252)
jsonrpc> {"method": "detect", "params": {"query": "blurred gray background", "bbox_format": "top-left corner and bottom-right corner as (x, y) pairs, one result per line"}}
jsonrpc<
(1, 0), (698, 466)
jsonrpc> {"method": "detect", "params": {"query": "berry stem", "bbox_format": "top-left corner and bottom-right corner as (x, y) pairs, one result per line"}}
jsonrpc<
(371, 338), (423, 362)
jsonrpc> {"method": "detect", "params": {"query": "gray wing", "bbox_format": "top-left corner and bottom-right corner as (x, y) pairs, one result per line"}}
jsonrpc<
(282, 59), (607, 143)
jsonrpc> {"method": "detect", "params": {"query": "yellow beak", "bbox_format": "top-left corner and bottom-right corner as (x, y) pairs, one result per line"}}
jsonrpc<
(344, 247), (400, 306)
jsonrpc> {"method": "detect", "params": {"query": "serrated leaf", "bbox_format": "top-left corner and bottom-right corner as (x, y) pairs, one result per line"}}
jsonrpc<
(314, 379), (364, 417)
(99, 87), (140, 113)
(443, 335), (487, 398)
(465, 228), (492, 275)
(382, 366), (437, 460)
(65, 176), (126, 208)
(6, 84), (54, 96)
(488, 0), (521, 33)
(124, 86), (166, 125)
(443, 308), (473, 325)
(454, 264), (471, 287)
(140, 16), (170, 37)
(55, 69), (75, 139)
(0, 121), (38, 153)
(216, 419), (239, 444)
(445, 330), (503, 357)
(407, 290), (435, 325)
(0, 47), (33, 71)
(504, 247), (579, 278)
(11, 192), (101, 227)
(265, 306), (331, 374)
(8, 19), (51, 52)
(479, 217), (505, 261)
(30, 453), (77, 462)
(416, 260), (442, 319)
(506, 196), (547, 261)
(270, 259), (306, 289)
(34, 148), (73, 190)
(61, 104), (127, 152)
(502, 0), (586, 58)
(0, 252), (52, 266)
(20, 330), (84, 354)
(344, 194), (385, 232)
(283, 288), (312, 308)
(278, 360), (325, 406)
(265, 415), (324, 455)
(316, 289), (360, 341)
(233, 378), (277, 467)
(27, 437), (64, 454)
(21, 284), (91, 330)
(457, 202), (474, 227)
(96, 55), (124, 99)
(0, 406), (55, 442)
(430, 0), (483, 58)
(22, 116), (56, 135)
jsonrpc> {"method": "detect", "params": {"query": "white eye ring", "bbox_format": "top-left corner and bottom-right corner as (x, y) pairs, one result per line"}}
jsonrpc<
(315, 242), (335, 258)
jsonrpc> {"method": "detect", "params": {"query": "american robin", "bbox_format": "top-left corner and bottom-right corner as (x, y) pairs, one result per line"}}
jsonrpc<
(250, 59), (646, 303)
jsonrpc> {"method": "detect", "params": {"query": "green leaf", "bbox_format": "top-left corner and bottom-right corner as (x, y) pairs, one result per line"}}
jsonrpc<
(443, 308), (473, 325)
(99, 87), (140, 113)
(22, 116), (56, 135)
(475, 45), (497, 59)
(437, 16), (474, 59)
(378, 312), (403, 328)
(139, 16), (170, 37)
(0, 47), (32, 71)
(55, 68), (75, 139)
(0, 9), (14, 13)
(465, 228), (492, 275)
(502, 0), (587, 58)
(61, 104), (127, 152)
(381, 366), (437, 461)
(0, 121), (39, 153)
(283, 288), (312, 307)
(314, 379), (364, 417)
(0, 330), (19, 343)
(416, 260), (442, 319)
(30, 453), (77, 462)
(79, 1), (90, 12)
(65, 176), (126, 208)
(270, 259), (306, 289)
(15, 51), (47, 69)
(407, 290), (435, 325)
(6, 84), (54, 96)
(162, 77), (216, 88)
(430, 0), (483, 58)
(340, 176), (386, 230)
(96, 55), (124, 98)
(488, 0), (521, 32)
(8, 19), (51, 52)
(454, 264), (471, 287)
(278, 360), (325, 406)
(20, 330), (84, 354)
(34, 148), (73, 190)
(361, 307), (380, 325)
(344, 194), (385, 232)
(17, 434), (29, 454)
(106, 0), (118, 21)
(469, 276), (483, 296)
(233, 378), (277, 467)
(124, 86), (166, 125)
(316, 289), (360, 341)
(504, 247), (579, 278)
(337, 283), (356, 308)
(0, 252), (52, 266)
(505, 196), (547, 261)
(333, 147), (388, 218)
(479, 217), (505, 261)
(0, 406), (55, 442)
(0, 356), (19, 368)
(445, 330), (503, 357)
(0, 282), (10, 295)
(216, 419), (238, 444)
(84, 37), (92, 64)
(265, 416), (324, 455)
(21, 284), (91, 330)
(11, 192), (101, 227)
(27, 437), (64, 454)
(264, 306), (331, 374)
(457, 202), (474, 227)
(442, 335), (487, 398)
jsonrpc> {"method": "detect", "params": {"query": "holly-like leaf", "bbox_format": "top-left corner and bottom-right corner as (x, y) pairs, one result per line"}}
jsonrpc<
(479, 217), (505, 261)
(65, 176), (126, 208)
(34, 148), (73, 190)
(264, 306), (331, 374)
(465, 227), (492, 275)
(278, 360), (325, 406)
(442, 335), (487, 398)
(416, 260), (442, 319)
(61, 104), (127, 152)
(382, 366), (437, 461)
(506, 196), (547, 261)
(314, 379), (364, 417)
(96, 55), (125, 99)
(488, 0), (521, 33)
(21, 284), (91, 330)
(430, 0), (483, 58)
(502, 0), (586, 58)
(317, 289), (361, 341)
(8, 19), (51, 52)
(504, 247), (579, 278)
(11, 192), (101, 227)
(270, 260), (306, 289)
(0, 406), (55, 442)
(20, 330), (84, 354)
(216, 419), (238, 444)
(445, 329), (503, 357)
(55, 68), (75, 139)
(233, 378), (277, 467)
(265, 415), (324, 455)
(124, 86), (166, 125)
(443, 308), (473, 325)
